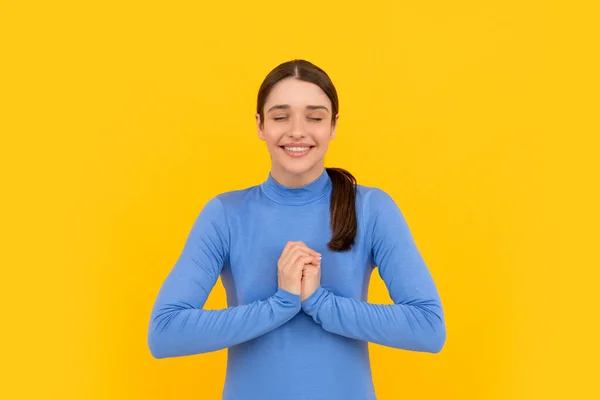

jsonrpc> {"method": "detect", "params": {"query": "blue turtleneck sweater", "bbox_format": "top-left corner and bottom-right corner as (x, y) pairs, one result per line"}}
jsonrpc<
(148, 169), (445, 400)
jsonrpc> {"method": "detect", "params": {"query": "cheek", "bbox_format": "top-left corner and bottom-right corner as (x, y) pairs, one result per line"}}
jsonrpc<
(316, 128), (333, 145)
(262, 127), (282, 146)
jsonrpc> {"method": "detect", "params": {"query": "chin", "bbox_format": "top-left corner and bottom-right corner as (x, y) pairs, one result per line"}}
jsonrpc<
(270, 146), (324, 178)
(282, 164), (316, 176)
(275, 158), (320, 176)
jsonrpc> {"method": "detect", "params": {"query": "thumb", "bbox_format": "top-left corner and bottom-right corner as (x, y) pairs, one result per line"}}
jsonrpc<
(302, 264), (318, 275)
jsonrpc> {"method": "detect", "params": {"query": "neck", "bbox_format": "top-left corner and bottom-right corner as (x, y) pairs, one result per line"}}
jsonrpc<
(260, 166), (332, 206)
(271, 162), (326, 188)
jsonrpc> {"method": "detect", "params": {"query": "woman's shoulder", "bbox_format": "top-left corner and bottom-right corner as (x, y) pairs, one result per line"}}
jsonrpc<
(355, 184), (402, 221)
(356, 184), (396, 206)
(206, 183), (263, 211)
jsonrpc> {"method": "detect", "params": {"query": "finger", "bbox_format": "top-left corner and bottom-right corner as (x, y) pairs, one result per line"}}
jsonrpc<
(302, 264), (320, 276)
(297, 241), (321, 256)
(289, 248), (313, 266)
(290, 255), (312, 278)
(294, 255), (315, 268)
(283, 241), (295, 253)
(306, 255), (321, 267)
(280, 242), (302, 268)
(295, 241), (321, 257)
(302, 262), (319, 272)
(281, 249), (310, 277)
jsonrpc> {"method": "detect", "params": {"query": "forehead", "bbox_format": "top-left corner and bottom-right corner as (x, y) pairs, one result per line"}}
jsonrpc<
(265, 78), (331, 109)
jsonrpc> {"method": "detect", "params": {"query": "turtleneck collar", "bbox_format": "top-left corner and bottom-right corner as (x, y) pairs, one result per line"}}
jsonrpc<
(260, 169), (332, 206)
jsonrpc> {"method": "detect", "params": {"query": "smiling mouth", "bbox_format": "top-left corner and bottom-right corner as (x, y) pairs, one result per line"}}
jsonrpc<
(279, 146), (315, 157)
(280, 146), (315, 151)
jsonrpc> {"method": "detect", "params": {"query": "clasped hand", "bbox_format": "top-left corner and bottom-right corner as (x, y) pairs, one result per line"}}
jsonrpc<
(277, 241), (321, 302)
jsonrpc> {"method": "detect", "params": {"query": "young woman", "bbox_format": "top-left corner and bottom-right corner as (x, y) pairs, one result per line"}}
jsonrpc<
(148, 59), (446, 400)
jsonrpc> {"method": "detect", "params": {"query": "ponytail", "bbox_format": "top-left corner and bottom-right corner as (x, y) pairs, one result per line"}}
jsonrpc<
(326, 167), (357, 252)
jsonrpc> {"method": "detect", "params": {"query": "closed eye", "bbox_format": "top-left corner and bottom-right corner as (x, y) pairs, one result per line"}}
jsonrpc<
(272, 116), (323, 121)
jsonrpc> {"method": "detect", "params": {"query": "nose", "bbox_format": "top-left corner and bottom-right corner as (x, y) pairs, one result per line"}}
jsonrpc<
(288, 115), (306, 138)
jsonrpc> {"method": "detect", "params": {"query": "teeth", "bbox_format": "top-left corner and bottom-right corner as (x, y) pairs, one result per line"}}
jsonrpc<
(284, 146), (310, 152)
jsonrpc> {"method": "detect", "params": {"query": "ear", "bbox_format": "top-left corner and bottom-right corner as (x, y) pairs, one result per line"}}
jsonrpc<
(330, 113), (339, 140)
(256, 113), (266, 140)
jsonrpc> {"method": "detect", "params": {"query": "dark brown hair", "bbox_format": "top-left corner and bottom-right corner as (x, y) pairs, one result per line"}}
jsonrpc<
(256, 59), (357, 252)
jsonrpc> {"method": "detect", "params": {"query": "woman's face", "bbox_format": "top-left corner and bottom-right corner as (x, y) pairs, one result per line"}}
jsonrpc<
(257, 77), (338, 186)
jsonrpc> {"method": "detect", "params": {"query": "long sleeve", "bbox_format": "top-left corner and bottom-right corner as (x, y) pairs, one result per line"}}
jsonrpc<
(301, 188), (446, 353)
(148, 196), (301, 359)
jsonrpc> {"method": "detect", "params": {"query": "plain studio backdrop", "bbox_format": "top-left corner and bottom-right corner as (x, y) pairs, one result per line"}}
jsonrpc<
(1, 1), (598, 399)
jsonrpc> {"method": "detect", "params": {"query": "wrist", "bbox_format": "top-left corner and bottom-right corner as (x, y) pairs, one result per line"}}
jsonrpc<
(301, 285), (327, 315)
(275, 287), (302, 307)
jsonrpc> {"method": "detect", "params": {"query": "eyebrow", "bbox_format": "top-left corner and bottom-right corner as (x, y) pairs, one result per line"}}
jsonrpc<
(267, 104), (330, 113)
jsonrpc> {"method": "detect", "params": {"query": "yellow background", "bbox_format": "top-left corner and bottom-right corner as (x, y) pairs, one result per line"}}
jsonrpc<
(1, 1), (599, 399)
